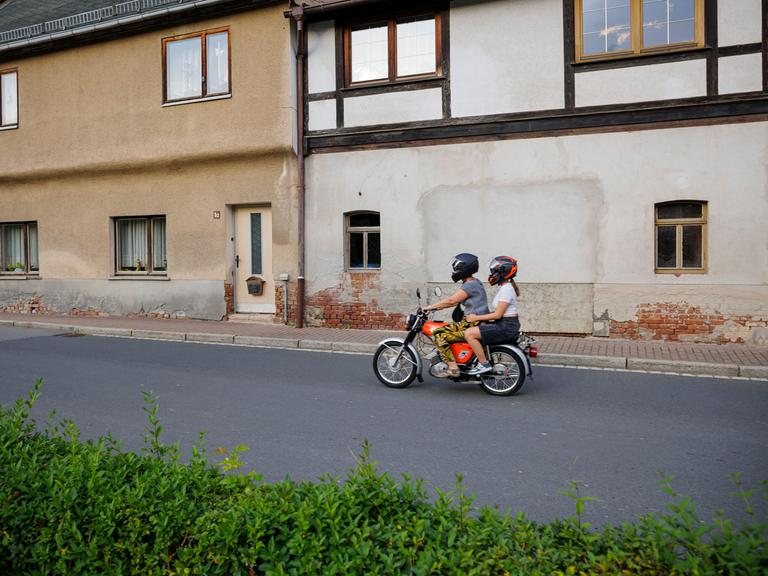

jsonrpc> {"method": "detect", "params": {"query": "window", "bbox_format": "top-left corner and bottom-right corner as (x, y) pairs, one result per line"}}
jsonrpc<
(0, 222), (38, 274)
(655, 201), (706, 273)
(115, 216), (167, 275)
(163, 29), (230, 103)
(344, 14), (441, 86)
(576, 0), (703, 61)
(0, 70), (18, 128)
(345, 212), (381, 270)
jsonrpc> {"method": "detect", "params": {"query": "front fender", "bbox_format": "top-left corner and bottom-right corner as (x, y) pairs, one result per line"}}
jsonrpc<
(491, 343), (533, 376)
(377, 337), (423, 381)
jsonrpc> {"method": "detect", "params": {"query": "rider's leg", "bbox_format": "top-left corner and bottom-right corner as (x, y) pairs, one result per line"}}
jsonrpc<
(433, 327), (460, 375)
(464, 326), (487, 363)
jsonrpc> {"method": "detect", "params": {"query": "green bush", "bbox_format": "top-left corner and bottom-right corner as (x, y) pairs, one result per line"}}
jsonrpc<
(1, 381), (766, 575)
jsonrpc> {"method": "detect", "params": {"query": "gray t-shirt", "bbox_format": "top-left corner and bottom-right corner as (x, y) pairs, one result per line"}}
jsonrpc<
(460, 278), (489, 316)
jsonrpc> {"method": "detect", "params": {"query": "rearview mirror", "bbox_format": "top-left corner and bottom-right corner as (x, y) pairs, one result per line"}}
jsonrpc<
(416, 288), (421, 299)
(434, 286), (442, 298)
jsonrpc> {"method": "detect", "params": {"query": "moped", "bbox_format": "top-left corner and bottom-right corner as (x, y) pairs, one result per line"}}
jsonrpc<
(373, 288), (538, 396)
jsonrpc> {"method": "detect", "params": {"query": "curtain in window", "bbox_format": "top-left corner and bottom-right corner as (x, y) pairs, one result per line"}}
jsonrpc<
(206, 32), (229, 95)
(397, 19), (436, 77)
(1, 72), (17, 126)
(153, 218), (167, 271)
(2, 224), (24, 269)
(119, 219), (148, 271)
(351, 25), (389, 82)
(28, 223), (38, 271)
(167, 37), (202, 100)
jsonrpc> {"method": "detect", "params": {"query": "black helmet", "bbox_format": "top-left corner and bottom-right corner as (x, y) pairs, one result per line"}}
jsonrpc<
(451, 253), (479, 283)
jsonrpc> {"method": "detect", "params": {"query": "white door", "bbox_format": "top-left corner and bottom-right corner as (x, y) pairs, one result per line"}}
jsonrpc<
(234, 206), (275, 313)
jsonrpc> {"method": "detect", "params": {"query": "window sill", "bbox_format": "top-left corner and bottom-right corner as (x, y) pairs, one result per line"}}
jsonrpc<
(342, 75), (444, 92)
(574, 46), (708, 67)
(0, 124), (19, 131)
(162, 93), (231, 107)
(0, 274), (39, 280)
(345, 269), (381, 274)
(655, 269), (707, 275)
(109, 275), (171, 281)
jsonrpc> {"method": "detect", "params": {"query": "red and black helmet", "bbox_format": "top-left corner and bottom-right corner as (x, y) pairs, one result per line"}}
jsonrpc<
(488, 256), (518, 286)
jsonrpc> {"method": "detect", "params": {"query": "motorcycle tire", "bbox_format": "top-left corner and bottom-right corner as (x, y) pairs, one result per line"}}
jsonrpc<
(373, 340), (418, 388)
(478, 346), (526, 396)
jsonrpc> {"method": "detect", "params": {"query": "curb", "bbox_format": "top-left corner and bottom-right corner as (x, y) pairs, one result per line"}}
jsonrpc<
(3, 320), (767, 380)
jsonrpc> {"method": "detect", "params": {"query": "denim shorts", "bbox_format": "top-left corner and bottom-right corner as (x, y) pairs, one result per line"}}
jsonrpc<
(479, 316), (520, 346)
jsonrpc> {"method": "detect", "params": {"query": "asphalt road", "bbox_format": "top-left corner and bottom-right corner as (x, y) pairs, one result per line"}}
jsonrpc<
(1, 325), (766, 526)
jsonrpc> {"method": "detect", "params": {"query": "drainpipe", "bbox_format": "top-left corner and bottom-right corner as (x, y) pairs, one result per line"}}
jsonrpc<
(290, 4), (307, 328)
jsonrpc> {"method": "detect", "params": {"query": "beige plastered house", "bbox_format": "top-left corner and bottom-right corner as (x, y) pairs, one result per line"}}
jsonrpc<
(0, 0), (298, 320)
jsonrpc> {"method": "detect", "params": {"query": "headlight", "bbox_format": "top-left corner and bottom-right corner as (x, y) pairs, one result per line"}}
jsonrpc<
(406, 314), (417, 330)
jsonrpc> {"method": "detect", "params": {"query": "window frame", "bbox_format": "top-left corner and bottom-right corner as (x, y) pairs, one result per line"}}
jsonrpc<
(114, 215), (167, 276)
(344, 211), (381, 271)
(0, 221), (38, 275)
(654, 201), (707, 274)
(0, 68), (19, 130)
(343, 12), (443, 88)
(161, 27), (231, 104)
(575, 0), (705, 63)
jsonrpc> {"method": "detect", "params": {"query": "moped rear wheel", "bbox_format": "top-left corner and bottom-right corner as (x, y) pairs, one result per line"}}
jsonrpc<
(373, 341), (418, 388)
(478, 347), (526, 396)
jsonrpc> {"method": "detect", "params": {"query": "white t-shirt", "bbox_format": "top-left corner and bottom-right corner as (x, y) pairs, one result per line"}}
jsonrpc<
(492, 282), (518, 317)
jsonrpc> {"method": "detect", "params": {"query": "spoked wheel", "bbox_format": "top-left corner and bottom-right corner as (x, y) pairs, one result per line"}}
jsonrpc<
(478, 347), (526, 396)
(373, 340), (418, 388)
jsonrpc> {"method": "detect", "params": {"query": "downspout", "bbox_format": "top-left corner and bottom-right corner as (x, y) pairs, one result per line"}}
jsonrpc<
(290, 5), (307, 328)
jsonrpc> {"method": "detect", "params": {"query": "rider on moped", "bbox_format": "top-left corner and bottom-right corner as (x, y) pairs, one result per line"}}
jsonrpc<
(464, 256), (520, 375)
(422, 253), (490, 378)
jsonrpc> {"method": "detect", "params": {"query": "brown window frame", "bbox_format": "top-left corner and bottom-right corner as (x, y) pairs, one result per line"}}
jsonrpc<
(654, 201), (708, 274)
(344, 211), (381, 271)
(162, 27), (231, 104)
(343, 12), (443, 88)
(0, 221), (38, 275)
(575, 0), (705, 63)
(0, 68), (19, 129)
(114, 216), (167, 276)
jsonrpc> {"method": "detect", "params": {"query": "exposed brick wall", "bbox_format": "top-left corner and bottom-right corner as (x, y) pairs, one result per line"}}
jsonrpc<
(610, 302), (767, 344)
(0, 294), (55, 315)
(273, 281), (296, 324)
(304, 273), (404, 330)
(224, 283), (234, 316)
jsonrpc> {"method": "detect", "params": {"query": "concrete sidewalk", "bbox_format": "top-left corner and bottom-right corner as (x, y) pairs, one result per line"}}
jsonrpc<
(1, 312), (767, 380)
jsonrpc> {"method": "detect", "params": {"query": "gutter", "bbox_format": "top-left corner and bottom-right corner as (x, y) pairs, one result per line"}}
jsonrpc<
(288, 5), (307, 328)
(284, 0), (386, 18)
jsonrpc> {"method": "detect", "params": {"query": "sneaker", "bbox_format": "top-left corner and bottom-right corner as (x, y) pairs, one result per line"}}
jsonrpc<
(467, 362), (493, 376)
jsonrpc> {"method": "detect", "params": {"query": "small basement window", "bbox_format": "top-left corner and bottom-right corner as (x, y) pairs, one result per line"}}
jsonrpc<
(345, 211), (381, 270)
(655, 201), (707, 273)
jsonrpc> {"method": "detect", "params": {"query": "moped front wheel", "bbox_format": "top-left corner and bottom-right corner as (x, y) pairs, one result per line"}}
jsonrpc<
(478, 347), (526, 396)
(373, 340), (418, 388)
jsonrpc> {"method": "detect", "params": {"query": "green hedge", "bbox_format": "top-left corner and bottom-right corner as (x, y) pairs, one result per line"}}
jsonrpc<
(1, 381), (766, 575)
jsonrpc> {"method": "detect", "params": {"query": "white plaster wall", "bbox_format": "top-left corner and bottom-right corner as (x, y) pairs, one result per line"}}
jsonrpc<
(343, 88), (443, 127)
(719, 53), (764, 94)
(575, 60), (707, 106)
(450, 0), (565, 117)
(308, 99), (337, 131)
(307, 20), (336, 94)
(718, 0), (763, 46)
(306, 121), (768, 332)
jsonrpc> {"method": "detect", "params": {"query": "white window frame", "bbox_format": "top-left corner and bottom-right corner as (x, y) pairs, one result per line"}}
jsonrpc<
(0, 69), (18, 130)
(344, 211), (381, 271)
